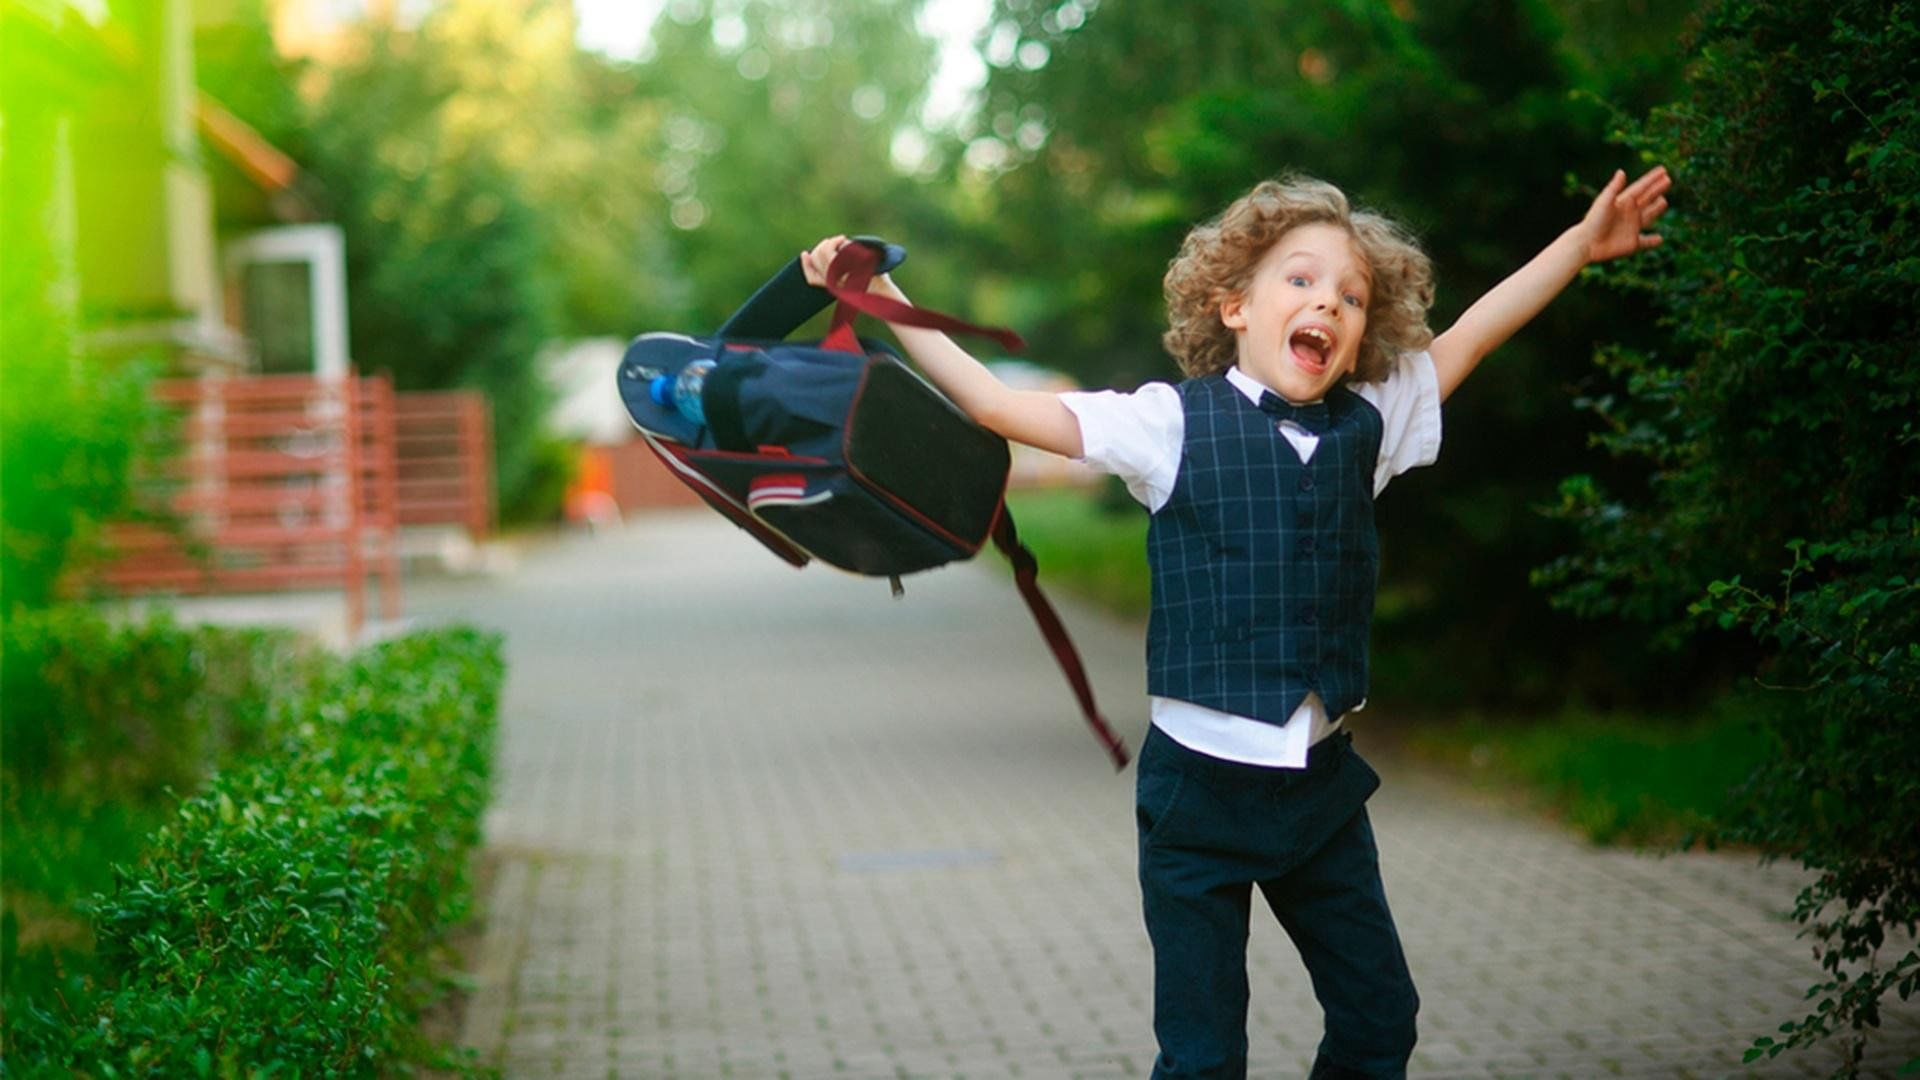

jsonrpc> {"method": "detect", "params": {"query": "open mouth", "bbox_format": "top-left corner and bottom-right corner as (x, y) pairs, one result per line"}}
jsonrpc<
(1289, 326), (1334, 373)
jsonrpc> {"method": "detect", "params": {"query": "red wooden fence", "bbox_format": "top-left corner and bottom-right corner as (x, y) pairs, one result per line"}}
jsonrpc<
(393, 391), (494, 539)
(99, 373), (398, 635)
(95, 374), (496, 640)
(357, 373), (402, 619)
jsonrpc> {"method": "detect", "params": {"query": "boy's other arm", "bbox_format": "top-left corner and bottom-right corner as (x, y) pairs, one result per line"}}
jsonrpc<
(801, 236), (1085, 459)
(1429, 166), (1670, 403)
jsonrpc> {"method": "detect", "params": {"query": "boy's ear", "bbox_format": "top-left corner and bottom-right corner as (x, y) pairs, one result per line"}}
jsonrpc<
(1219, 292), (1248, 331)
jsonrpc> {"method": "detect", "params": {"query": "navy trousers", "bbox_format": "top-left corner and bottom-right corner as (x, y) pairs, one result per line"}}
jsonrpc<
(1136, 725), (1419, 1080)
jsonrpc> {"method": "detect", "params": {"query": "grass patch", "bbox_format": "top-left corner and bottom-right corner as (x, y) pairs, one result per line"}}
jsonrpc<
(1000, 486), (1151, 617)
(1401, 700), (1776, 847)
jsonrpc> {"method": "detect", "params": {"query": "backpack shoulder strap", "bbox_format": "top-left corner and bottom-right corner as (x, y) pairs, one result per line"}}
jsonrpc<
(819, 242), (1025, 355)
(715, 237), (906, 341)
(992, 509), (1130, 770)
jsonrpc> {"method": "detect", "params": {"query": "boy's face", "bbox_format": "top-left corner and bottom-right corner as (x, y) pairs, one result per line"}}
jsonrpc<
(1219, 222), (1370, 403)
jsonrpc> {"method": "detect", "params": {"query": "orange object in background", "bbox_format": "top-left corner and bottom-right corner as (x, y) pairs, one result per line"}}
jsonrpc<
(566, 445), (621, 528)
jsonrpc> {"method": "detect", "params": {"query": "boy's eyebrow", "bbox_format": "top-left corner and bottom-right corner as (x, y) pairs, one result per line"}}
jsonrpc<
(1280, 250), (1371, 291)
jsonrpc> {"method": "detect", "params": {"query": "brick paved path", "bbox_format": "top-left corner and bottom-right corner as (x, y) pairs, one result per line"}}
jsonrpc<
(410, 513), (1919, 1079)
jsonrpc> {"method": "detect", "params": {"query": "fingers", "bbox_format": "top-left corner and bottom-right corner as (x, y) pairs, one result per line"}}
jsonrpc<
(800, 234), (849, 286)
(1621, 165), (1667, 200)
(1624, 167), (1672, 233)
(1598, 168), (1628, 204)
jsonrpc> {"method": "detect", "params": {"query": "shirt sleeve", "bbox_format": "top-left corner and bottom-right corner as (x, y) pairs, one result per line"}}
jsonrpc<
(1352, 349), (1443, 497)
(1058, 382), (1185, 513)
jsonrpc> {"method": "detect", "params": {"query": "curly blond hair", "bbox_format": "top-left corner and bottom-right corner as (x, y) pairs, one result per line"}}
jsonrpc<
(1162, 176), (1434, 382)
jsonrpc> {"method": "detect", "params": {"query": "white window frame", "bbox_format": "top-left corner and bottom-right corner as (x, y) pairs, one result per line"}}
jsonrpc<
(225, 224), (350, 381)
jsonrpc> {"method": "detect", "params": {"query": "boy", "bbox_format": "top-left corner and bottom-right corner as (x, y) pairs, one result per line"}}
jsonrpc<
(802, 165), (1669, 1079)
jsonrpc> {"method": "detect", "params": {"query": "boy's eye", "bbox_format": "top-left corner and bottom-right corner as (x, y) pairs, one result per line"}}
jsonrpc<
(1344, 294), (1366, 308)
(1287, 275), (1310, 287)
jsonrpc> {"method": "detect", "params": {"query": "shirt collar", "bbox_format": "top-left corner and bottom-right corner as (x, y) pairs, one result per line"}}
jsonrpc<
(1226, 365), (1324, 407)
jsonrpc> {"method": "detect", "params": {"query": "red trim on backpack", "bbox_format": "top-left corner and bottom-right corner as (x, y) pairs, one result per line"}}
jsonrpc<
(637, 433), (811, 568)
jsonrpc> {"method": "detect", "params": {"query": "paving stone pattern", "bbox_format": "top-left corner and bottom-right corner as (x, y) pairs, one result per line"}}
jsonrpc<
(410, 513), (1920, 1079)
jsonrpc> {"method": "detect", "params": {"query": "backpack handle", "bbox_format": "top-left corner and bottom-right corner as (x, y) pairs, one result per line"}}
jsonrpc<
(714, 236), (906, 341)
(819, 241), (1027, 355)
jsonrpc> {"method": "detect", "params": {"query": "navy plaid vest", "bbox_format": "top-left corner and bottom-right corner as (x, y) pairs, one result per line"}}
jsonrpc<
(1146, 373), (1384, 724)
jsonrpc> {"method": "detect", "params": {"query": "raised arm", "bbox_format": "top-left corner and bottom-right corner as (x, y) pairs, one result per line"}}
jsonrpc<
(1429, 166), (1670, 402)
(801, 236), (1084, 458)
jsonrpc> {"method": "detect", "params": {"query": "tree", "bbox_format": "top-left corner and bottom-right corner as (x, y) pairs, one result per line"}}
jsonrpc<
(1541, 2), (1919, 1072)
(302, 18), (560, 521)
(610, 0), (950, 334)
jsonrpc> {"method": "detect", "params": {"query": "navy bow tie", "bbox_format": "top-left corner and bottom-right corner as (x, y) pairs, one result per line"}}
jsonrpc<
(1258, 391), (1331, 434)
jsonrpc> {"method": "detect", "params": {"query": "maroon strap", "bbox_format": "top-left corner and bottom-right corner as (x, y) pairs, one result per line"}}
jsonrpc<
(821, 241), (1122, 768)
(993, 510), (1131, 770)
(822, 243), (1027, 355)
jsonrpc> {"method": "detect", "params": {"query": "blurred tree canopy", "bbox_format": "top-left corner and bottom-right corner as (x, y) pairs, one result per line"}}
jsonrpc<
(607, 0), (954, 333)
(303, 17), (562, 521)
(959, 0), (1707, 708)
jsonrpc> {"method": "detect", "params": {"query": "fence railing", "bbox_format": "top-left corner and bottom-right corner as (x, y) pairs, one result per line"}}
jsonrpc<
(94, 375), (493, 639)
(393, 391), (494, 539)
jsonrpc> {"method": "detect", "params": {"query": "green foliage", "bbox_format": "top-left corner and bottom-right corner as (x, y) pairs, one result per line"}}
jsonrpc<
(0, 201), (159, 613)
(0, 345), (155, 612)
(1541, 1), (1919, 1072)
(1703, 520), (1920, 1073)
(1, 609), (318, 801)
(301, 24), (558, 524)
(616, 0), (952, 333)
(1, 611), (326, 1071)
(4, 627), (505, 1077)
(500, 432), (577, 526)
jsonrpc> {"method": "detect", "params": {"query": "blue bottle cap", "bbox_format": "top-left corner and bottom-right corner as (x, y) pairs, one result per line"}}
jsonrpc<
(649, 374), (673, 406)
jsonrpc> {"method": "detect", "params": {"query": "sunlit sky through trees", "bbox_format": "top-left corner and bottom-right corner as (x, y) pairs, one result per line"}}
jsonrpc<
(571, 0), (992, 130)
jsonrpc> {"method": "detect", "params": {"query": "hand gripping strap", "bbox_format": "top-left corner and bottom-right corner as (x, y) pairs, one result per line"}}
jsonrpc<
(823, 243), (1027, 356)
(992, 509), (1130, 770)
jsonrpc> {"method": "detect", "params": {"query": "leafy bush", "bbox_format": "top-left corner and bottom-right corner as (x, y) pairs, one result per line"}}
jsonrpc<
(1701, 518), (1920, 1071)
(4, 627), (505, 1077)
(499, 432), (577, 527)
(1540, 1), (1918, 1072)
(2, 609), (328, 1043)
(0, 345), (157, 614)
(1, 609), (317, 802)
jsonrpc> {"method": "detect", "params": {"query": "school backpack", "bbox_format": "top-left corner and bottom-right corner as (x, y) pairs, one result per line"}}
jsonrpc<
(615, 238), (1128, 768)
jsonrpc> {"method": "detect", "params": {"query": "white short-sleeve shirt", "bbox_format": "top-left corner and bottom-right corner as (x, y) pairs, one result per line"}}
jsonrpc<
(1060, 353), (1443, 767)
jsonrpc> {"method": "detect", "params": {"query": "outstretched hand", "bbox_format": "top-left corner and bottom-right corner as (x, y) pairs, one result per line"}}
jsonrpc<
(1579, 166), (1670, 264)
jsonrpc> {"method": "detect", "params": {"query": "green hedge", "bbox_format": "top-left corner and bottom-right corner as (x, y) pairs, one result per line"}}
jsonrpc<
(2, 609), (323, 805)
(6, 626), (505, 1077)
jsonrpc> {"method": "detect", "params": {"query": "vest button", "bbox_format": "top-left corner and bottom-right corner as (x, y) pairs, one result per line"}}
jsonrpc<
(1297, 476), (1315, 492)
(1301, 608), (1318, 625)
(1300, 536), (1317, 554)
